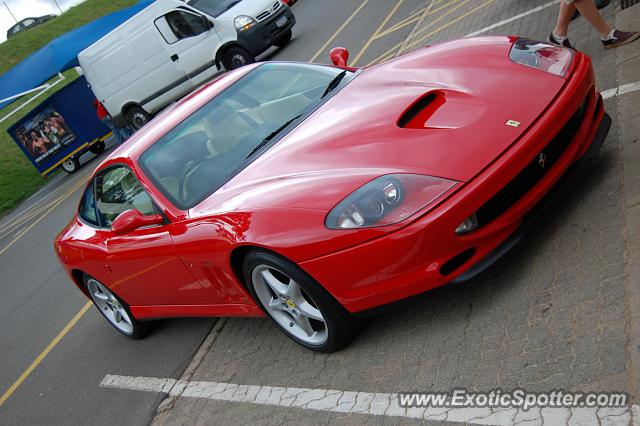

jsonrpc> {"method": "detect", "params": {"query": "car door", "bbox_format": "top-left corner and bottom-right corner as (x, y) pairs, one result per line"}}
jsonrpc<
(154, 8), (222, 88)
(88, 164), (213, 307)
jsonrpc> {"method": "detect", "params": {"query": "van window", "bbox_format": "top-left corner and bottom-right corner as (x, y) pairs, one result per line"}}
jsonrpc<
(163, 10), (209, 41)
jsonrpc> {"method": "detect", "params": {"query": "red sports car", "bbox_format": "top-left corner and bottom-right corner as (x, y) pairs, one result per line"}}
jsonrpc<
(55, 37), (610, 352)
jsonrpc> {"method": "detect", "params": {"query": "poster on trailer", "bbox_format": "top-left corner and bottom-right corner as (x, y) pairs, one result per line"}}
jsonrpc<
(14, 105), (76, 164)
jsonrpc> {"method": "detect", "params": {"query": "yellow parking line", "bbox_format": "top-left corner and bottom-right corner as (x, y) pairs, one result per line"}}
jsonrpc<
(351, 0), (405, 66)
(403, 0), (496, 51)
(0, 177), (86, 256)
(0, 301), (92, 407)
(0, 172), (90, 236)
(373, 0), (460, 40)
(366, 0), (489, 66)
(308, 0), (370, 62)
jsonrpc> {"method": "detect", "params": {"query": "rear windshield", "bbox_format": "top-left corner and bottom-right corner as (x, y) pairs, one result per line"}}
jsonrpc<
(187, 0), (243, 17)
(139, 63), (349, 210)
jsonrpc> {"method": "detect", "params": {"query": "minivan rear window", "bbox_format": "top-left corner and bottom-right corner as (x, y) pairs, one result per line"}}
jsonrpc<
(187, 0), (242, 17)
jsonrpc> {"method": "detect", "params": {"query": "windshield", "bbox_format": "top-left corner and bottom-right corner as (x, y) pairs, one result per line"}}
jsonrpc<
(139, 63), (351, 210)
(187, 0), (242, 17)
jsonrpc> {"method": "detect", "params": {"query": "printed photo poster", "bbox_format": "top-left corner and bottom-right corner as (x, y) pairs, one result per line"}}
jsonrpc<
(14, 105), (76, 164)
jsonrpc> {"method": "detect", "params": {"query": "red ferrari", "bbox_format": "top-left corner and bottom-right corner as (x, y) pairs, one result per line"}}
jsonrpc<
(55, 37), (610, 352)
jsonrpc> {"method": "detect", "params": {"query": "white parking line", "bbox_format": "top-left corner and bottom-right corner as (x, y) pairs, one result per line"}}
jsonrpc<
(101, 374), (637, 425)
(465, 0), (560, 37)
(602, 81), (640, 100)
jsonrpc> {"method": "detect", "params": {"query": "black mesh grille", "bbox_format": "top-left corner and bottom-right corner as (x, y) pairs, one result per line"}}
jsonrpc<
(621, 0), (640, 10)
(475, 98), (588, 226)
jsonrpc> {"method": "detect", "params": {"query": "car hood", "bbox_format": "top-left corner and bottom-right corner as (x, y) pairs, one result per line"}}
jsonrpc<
(192, 36), (568, 216)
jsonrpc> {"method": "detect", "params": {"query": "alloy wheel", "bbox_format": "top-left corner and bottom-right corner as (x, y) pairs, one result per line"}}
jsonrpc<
(252, 265), (328, 345)
(87, 279), (134, 335)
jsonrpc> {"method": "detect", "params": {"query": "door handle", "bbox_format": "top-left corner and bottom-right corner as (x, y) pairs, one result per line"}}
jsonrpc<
(170, 54), (179, 62)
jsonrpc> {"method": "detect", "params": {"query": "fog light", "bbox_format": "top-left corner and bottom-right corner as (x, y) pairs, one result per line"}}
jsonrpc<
(456, 213), (479, 234)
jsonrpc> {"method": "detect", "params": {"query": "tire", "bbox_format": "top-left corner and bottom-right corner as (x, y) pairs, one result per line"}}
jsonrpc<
(124, 106), (151, 130)
(273, 29), (292, 48)
(61, 156), (79, 174)
(89, 141), (105, 155)
(222, 46), (255, 70)
(83, 274), (150, 339)
(243, 250), (358, 352)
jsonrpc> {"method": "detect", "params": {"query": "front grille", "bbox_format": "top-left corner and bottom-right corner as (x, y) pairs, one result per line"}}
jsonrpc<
(475, 97), (588, 226)
(256, 1), (282, 21)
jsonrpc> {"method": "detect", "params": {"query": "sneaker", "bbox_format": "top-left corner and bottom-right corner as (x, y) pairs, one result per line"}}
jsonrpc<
(548, 32), (573, 49)
(601, 30), (640, 49)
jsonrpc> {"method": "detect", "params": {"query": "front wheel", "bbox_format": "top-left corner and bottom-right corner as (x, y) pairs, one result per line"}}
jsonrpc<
(222, 46), (255, 70)
(84, 274), (149, 339)
(244, 250), (358, 352)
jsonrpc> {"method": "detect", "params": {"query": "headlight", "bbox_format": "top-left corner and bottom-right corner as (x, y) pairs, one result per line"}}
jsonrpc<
(509, 38), (573, 77)
(234, 15), (256, 32)
(325, 174), (457, 229)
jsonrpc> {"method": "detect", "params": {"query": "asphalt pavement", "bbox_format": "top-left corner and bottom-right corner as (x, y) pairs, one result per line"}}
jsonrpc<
(0, 0), (429, 424)
(2, 0), (640, 425)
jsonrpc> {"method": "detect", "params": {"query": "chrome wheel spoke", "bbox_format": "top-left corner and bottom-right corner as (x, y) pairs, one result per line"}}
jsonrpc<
(286, 279), (302, 301)
(294, 315), (315, 337)
(268, 297), (285, 311)
(113, 309), (122, 323)
(261, 269), (288, 296)
(297, 301), (324, 322)
(93, 291), (109, 301)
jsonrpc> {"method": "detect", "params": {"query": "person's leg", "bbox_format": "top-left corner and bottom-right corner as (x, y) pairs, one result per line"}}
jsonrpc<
(102, 116), (123, 144)
(572, 0), (612, 37)
(553, 1), (576, 38)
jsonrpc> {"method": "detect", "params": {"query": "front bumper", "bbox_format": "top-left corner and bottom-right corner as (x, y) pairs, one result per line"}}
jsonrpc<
(238, 6), (296, 57)
(299, 55), (609, 314)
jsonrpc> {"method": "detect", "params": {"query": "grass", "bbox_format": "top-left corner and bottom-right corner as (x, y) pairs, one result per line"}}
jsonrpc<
(0, 0), (137, 216)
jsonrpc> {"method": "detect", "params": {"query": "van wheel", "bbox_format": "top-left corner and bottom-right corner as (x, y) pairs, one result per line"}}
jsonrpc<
(89, 141), (105, 155)
(61, 156), (79, 174)
(223, 46), (255, 70)
(125, 106), (151, 130)
(273, 29), (292, 48)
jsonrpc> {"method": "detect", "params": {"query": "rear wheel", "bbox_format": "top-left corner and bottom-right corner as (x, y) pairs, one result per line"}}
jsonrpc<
(125, 106), (151, 130)
(273, 29), (292, 47)
(89, 141), (105, 155)
(84, 274), (149, 339)
(222, 46), (255, 70)
(61, 156), (79, 174)
(243, 250), (358, 352)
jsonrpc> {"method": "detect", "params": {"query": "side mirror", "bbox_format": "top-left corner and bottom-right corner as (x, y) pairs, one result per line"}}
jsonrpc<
(111, 209), (164, 235)
(203, 16), (213, 30)
(329, 47), (349, 67)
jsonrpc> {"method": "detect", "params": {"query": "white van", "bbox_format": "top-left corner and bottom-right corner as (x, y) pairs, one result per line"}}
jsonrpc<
(78, 0), (295, 129)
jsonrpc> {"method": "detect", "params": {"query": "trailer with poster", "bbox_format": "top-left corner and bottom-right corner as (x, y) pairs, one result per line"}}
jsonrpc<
(7, 75), (111, 175)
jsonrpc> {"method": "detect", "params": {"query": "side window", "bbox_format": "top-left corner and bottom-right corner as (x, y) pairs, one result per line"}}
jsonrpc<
(95, 166), (159, 227)
(162, 10), (209, 41)
(79, 182), (99, 226)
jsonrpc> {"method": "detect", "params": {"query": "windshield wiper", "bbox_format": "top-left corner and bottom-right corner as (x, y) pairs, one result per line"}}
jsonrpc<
(246, 114), (303, 159)
(320, 70), (348, 99)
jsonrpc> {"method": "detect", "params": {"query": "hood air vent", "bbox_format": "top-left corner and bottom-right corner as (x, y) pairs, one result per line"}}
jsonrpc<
(397, 91), (446, 129)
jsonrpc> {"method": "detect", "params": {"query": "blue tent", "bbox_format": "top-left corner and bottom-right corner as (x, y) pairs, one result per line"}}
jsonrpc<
(0, 0), (154, 109)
